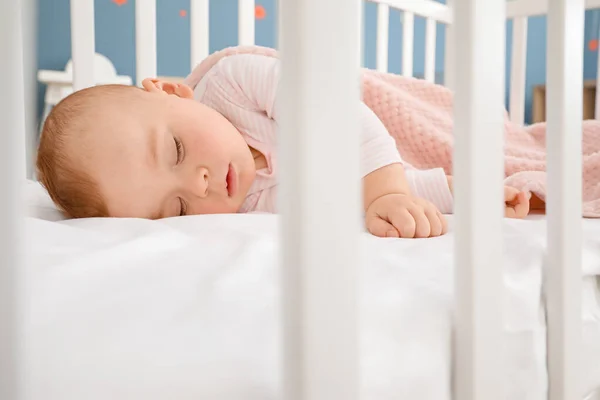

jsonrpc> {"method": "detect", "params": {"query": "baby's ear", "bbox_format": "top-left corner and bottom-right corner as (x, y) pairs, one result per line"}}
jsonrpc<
(141, 78), (194, 99)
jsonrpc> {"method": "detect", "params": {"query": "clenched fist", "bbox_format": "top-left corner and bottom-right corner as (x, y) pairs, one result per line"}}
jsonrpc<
(365, 193), (448, 239)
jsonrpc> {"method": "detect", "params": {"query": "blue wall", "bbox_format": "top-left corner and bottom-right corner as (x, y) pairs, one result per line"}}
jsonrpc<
(38, 0), (600, 124)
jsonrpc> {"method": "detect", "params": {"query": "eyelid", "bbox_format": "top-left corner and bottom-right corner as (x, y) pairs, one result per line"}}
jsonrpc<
(174, 136), (185, 165)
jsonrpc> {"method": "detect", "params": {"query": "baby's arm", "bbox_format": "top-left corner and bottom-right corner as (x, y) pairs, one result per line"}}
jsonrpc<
(358, 102), (450, 238)
(206, 54), (451, 237)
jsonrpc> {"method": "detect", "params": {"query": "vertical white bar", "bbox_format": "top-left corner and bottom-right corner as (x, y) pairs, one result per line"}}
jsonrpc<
(452, 0), (505, 399)
(70, 0), (95, 91)
(278, 0), (360, 399)
(135, 0), (157, 86)
(190, 0), (210, 70)
(546, 0), (583, 399)
(424, 18), (437, 82)
(509, 17), (528, 125)
(0, 0), (25, 399)
(596, 34), (600, 118)
(402, 11), (414, 76)
(444, 0), (454, 90)
(377, 3), (389, 72)
(22, 0), (37, 178)
(238, 0), (255, 45)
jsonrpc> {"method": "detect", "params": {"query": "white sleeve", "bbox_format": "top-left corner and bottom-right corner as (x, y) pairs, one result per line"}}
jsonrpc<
(358, 100), (404, 177)
(358, 101), (454, 213)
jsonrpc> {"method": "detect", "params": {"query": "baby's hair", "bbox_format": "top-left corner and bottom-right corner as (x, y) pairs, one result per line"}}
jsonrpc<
(36, 84), (143, 218)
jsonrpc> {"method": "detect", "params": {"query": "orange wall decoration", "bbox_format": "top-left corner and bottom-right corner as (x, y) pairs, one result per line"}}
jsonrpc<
(255, 5), (266, 20)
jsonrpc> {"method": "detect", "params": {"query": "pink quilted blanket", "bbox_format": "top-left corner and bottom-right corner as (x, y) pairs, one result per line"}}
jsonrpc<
(185, 45), (600, 217)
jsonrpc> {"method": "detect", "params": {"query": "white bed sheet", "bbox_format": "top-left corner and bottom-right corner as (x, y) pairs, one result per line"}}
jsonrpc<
(22, 182), (600, 400)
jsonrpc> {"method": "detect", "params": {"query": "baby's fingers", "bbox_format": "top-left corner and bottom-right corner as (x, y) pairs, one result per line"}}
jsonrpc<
(408, 207), (432, 238)
(389, 208), (417, 238)
(367, 216), (400, 238)
(505, 191), (530, 219)
(423, 207), (446, 237)
(504, 186), (521, 203)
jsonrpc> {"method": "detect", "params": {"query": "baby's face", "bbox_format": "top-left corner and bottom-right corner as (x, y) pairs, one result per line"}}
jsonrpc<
(79, 80), (257, 219)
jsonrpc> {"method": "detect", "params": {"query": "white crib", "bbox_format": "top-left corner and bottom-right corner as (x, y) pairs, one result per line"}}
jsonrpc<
(1, 0), (599, 399)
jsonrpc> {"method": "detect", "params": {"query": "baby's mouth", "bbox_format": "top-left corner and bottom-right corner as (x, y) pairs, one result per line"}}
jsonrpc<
(226, 163), (237, 197)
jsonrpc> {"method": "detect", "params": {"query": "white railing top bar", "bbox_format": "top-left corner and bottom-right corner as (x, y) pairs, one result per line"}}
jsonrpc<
(370, 0), (452, 24)
(368, 0), (600, 24)
(507, 0), (600, 18)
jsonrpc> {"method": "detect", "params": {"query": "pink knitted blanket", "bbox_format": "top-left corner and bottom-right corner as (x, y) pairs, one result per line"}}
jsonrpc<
(185, 45), (600, 217)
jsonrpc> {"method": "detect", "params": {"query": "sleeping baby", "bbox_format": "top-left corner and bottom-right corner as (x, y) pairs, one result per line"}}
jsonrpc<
(36, 47), (534, 239)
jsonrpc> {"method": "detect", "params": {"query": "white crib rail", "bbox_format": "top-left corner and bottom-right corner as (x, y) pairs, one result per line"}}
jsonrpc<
(596, 43), (600, 118)
(0, 0), (26, 398)
(546, 0), (584, 398)
(444, 0), (455, 89)
(509, 16), (528, 125)
(424, 17), (437, 82)
(402, 10), (415, 77)
(373, 0), (451, 81)
(506, 0), (600, 123)
(70, 0), (95, 91)
(278, 0), (361, 398)
(238, 0), (255, 46)
(380, 0), (452, 24)
(376, 3), (389, 72)
(451, 0), (506, 399)
(135, 0), (157, 86)
(508, 0), (600, 18)
(190, 0), (210, 71)
(70, 0), (256, 86)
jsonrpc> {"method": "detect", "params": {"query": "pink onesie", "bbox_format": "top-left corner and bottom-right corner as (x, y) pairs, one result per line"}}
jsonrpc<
(189, 53), (454, 214)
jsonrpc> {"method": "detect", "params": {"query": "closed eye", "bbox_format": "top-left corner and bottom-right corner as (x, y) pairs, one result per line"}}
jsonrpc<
(174, 136), (185, 165)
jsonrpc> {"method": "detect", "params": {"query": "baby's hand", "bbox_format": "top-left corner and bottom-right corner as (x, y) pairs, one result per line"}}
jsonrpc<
(365, 193), (448, 239)
(504, 186), (530, 219)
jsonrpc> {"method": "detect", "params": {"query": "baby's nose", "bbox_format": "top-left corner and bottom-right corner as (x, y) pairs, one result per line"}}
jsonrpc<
(192, 167), (209, 198)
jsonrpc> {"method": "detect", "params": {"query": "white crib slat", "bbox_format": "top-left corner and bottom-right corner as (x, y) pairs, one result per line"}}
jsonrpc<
(278, 0), (360, 398)
(135, 0), (157, 86)
(596, 35), (600, 119)
(509, 17), (528, 125)
(22, 0), (38, 178)
(190, 0), (210, 71)
(0, 0), (25, 398)
(444, 0), (454, 90)
(70, 0), (95, 91)
(424, 18), (436, 82)
(238, 0), (255, 45)
(402, 11), (414, 77)
(507, 0), (600, 19)
(452, 0), (506, 399)
(377, 3), (390, 72)
(546, 0), (583, 399)
(381, 0), (452, 24)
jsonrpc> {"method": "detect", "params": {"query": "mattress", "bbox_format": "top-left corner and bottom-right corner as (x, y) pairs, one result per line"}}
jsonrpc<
(21, 181), (600, 400)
